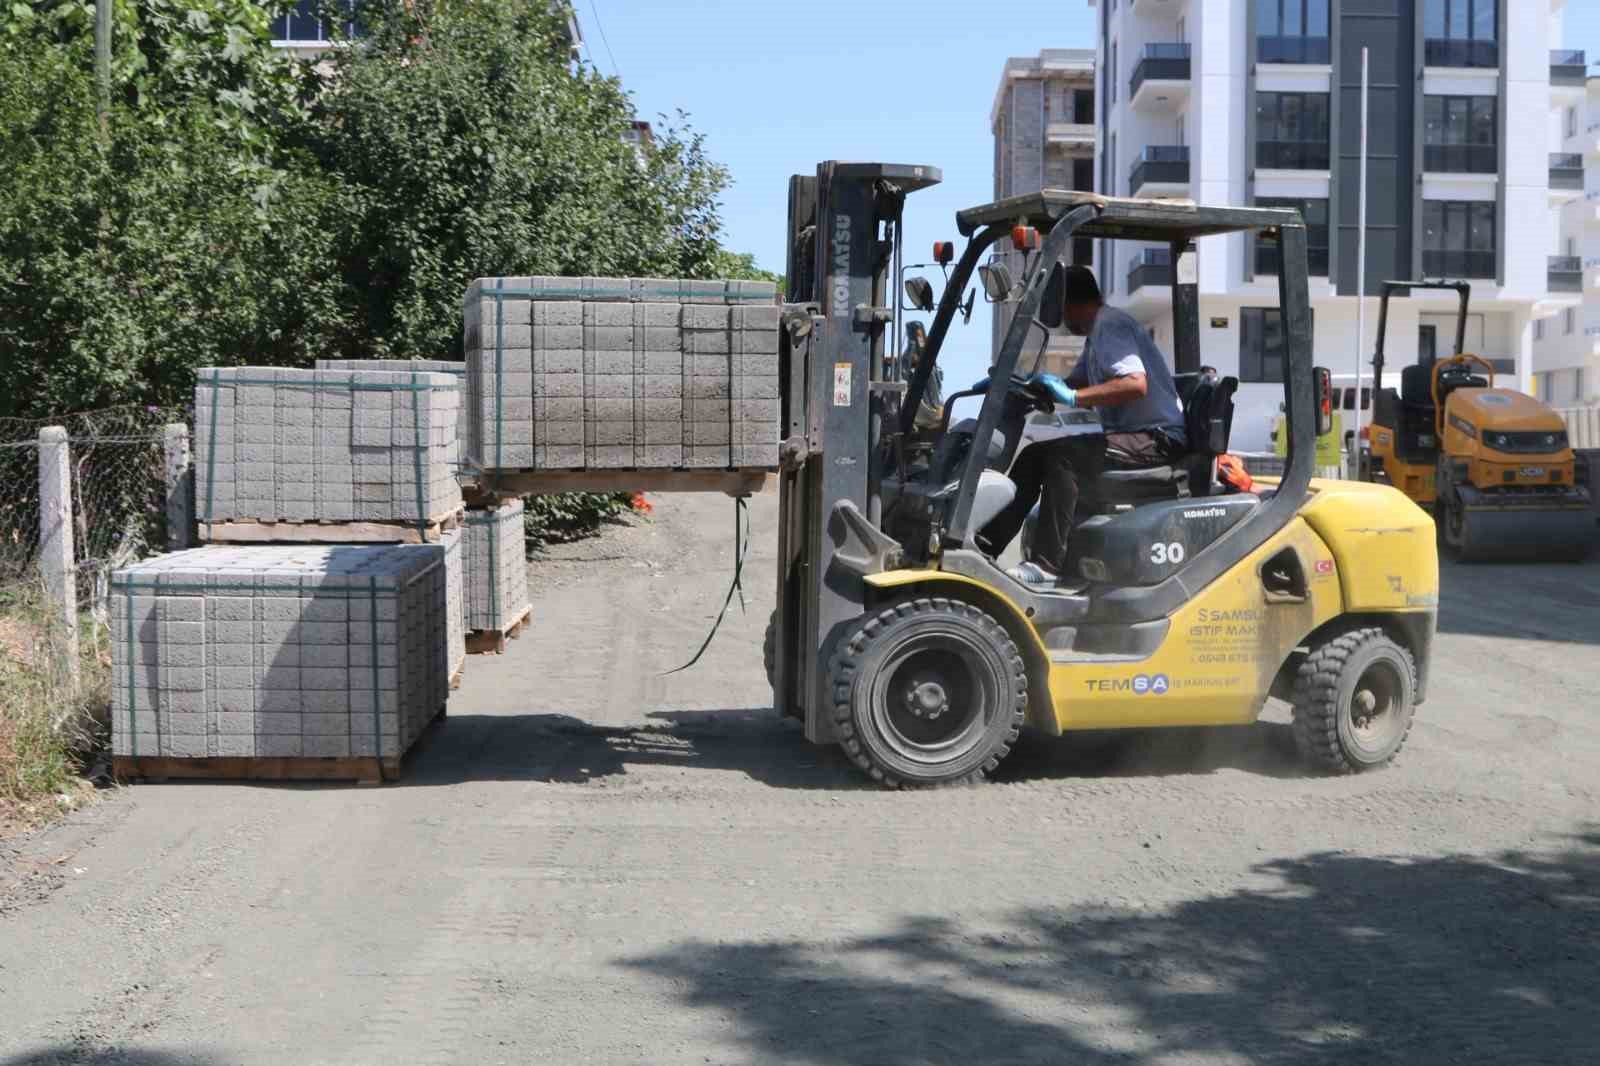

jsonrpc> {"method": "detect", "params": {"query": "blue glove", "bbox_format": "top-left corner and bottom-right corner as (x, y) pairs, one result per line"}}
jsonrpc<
(1031, 372), (1077, 408)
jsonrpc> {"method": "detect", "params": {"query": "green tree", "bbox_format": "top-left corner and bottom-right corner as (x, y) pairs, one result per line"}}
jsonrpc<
(303, 0), (734, 360)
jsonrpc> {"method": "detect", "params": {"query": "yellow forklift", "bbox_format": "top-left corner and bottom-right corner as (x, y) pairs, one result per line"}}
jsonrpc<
(1363, 280), (1593, 560)
(766, 163), (1438, 787)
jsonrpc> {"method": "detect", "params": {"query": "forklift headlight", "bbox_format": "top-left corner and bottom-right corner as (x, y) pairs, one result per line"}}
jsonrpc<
(1483, 432), (1508, 450)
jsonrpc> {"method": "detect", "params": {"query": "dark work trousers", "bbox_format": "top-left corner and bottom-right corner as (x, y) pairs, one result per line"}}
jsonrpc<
(978, 430), (1181, 573)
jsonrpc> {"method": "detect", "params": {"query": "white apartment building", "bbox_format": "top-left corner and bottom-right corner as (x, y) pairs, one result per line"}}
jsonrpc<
(990, 50), (1098, 376)
(1090, 0), (1578, 451)
(1534, 68), (1597, 408)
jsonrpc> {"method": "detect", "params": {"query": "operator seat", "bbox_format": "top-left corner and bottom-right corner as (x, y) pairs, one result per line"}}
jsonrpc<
(1094, 375), (1239, 508)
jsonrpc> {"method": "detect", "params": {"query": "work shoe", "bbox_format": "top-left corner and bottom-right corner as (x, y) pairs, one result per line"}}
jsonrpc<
(1007, 560), (1062, 587)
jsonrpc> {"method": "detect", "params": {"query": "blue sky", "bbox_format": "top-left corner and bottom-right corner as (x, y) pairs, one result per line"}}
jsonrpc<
(594, 1), (1600, 389)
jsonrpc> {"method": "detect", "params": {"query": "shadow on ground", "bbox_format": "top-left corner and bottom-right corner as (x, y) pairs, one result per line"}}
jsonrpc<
(620, 830), (1600, 1064)
(0, 1050), (220, 1065)
(1436, 556), (1600, 645)
(393, 711), (1310, 789)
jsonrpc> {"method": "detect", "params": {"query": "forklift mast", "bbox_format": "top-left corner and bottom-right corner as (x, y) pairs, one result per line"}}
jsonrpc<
(774, 162), (941, 742)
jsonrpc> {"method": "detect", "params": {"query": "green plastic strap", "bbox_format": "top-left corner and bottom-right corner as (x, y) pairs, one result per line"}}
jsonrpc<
(110, 578), (397, 598)
(661, 497), (750, 675)
(410, 372), (428, 537)
(124, 584), (137, 758)
(369, 576), (382, 760)
(474, 284), (771, 302)
(493, 278), (505, 471)
(487, 505), (499, 630)
(203, 369), (221, 523)
(202, 375), (456, 391)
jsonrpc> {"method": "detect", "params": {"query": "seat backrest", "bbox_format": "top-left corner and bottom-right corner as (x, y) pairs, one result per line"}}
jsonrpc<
(1401, 363), (1434, 407)
(1183, 376), (1238, 458)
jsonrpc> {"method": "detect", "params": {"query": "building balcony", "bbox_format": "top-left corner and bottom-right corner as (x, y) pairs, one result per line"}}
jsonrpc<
(1422, 249), (1495, 279)
(1549, 256), (1584, 293)
(1130, 44), (1191, 112)
(1550, 153), (1585, 194)
(1126, 248), (1173, 295)
(1423, 144), (1497, 175)
(1551, 50), (1587, 89)
(1256, 140), (1330, 171)
(1128, 147), (1190, 197)
(1045, 122), (1096, 148)
(1253, 242), (1330, 278)
(1423, 39), (1498, 69)
(1257, 36), (1332, 65)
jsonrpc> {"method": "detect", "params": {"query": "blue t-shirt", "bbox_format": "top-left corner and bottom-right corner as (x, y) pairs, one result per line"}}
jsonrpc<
(1079, 306), (1186, 440)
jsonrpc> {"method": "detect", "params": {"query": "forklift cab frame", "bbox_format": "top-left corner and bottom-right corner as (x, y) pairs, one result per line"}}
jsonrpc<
(774, 165), (1323, 744)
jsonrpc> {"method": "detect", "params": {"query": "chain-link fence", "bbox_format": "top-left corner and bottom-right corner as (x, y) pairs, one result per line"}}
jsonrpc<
(0, 406), (182, 610)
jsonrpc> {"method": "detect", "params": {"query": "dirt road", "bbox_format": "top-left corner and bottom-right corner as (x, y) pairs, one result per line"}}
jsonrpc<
(2, 491), (1598, 1064)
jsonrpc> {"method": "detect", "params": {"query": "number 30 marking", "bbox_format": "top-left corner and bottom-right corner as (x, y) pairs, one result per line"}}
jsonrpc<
(1150, 542), (1186, 565)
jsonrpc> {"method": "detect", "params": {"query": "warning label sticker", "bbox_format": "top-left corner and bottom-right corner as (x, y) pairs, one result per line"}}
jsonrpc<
(833, 363), (852, 406)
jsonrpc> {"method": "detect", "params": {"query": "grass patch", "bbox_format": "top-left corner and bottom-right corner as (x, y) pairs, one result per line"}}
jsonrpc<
(0, 577), (109, 834)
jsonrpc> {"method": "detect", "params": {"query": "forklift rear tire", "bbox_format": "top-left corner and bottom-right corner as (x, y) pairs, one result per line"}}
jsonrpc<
(829, 597), (1026, 788)
(1291, 627), (1416, 774)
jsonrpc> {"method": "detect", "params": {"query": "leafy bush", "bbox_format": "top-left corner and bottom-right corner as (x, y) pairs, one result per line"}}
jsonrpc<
(523, 492), (637, 552)
(0, 579), (108, 830)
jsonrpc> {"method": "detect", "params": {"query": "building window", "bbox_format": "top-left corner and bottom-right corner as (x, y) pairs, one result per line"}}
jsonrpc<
(1535, 318), (1545, 342)
(1256, 92), (1331, 170)
(271, 0), (360, 43)
(1567, 107), (1579, 139)
(1423, 96), (1497, 173)
(1422, 201), (1496, 278)
(1256, 0), (1331, 64)
(1254, 198), (1330, 276)
(1566, 308), (1577, 335)
(1423, 0), (1498, 69)
(1111, 41), (1118, 105)
(1240, 307), (1315, 384)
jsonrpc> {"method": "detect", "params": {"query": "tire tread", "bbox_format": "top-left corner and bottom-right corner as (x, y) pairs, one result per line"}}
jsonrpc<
(1291, 626), (1416, 774)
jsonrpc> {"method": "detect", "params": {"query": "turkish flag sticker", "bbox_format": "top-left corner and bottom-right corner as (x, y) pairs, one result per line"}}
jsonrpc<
(1315, 559), (1335, 575)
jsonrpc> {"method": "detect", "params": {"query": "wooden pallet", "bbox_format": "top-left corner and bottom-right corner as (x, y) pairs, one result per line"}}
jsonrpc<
(465, 604), (532, 655)
(113, 707), (446, 786)
(199, 507), (465, 546)
(468, 468), (773, 503)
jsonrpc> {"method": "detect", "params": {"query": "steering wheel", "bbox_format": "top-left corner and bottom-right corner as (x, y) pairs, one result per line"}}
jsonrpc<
(1431, 353), (1495, 436)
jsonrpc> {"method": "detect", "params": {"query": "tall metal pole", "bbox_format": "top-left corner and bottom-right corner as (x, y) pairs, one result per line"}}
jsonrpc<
(94, 0), (112, 137)
(1353, 47), (1370, 468)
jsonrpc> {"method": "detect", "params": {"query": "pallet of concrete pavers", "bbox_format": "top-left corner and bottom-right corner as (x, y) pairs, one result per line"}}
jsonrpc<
(109, 543), (453, 784)
(316, 359), (470, 486)
(194, 367), (464, 538)
(463, 499), (531, 654)
(462, 275), (779, 475)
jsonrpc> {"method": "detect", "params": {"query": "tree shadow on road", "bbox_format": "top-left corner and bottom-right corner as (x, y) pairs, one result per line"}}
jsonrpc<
(395, 711), (1311, 789)
(621, 830), (1600, 1064)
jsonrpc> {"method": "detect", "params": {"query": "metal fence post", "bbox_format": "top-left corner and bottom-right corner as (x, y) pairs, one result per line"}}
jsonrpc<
(164, 422), (193, 550)
(37, 425), (80, 689)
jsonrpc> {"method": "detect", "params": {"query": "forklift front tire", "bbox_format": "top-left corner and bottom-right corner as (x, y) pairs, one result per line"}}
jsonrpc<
(829, 597), (1026, 788)
(1291, 627), (1416, 774)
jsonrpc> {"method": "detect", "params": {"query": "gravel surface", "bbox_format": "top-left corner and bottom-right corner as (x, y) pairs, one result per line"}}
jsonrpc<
(1, 490), (1597, 1065)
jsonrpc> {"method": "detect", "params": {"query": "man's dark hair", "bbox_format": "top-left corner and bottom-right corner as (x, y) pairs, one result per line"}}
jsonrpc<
(1063, 265), (1102, 305)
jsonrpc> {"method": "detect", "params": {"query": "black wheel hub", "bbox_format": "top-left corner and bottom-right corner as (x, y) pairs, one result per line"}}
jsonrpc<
(903, 680), (950, 721)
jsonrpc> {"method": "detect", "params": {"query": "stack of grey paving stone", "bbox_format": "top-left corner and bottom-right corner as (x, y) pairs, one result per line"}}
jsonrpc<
(462, 277), (780, 473)
(110, 543), (451, 762)
(193, 367), (463, 529)
(315, 359), (469, 485)
(463, 500), (530, 634)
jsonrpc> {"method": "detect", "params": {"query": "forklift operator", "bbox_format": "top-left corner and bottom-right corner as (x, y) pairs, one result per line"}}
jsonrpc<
(978, 266), (1187, 583)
